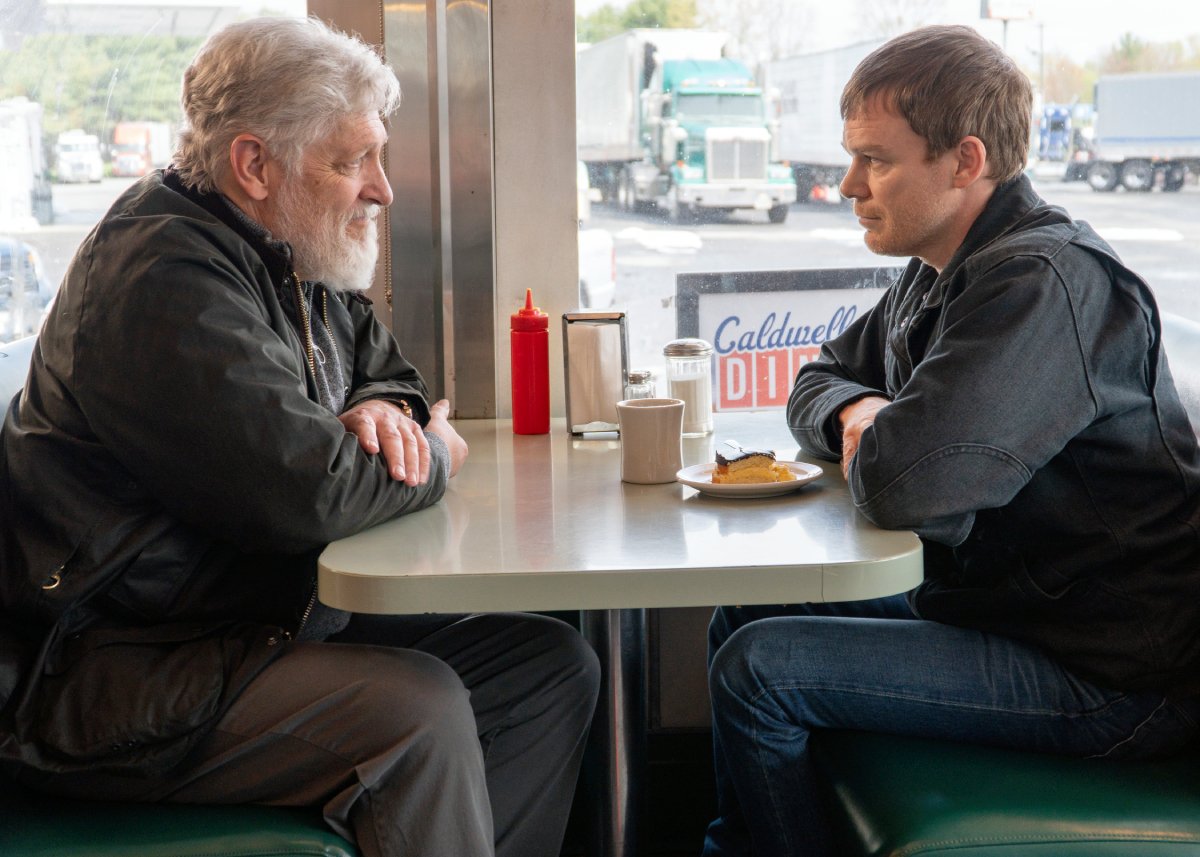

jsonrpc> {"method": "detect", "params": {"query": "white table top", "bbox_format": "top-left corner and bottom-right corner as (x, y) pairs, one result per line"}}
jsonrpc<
(318, 412), (923, 614)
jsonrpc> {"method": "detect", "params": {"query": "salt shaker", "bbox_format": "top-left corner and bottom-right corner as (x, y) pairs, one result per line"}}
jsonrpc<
(663, 338), (714, 437)
(624, 369), (655, 400)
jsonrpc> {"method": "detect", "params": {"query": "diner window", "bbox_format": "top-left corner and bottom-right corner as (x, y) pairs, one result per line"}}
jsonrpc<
(574, 1), (1200, 387)
(0, 0), (306, 345)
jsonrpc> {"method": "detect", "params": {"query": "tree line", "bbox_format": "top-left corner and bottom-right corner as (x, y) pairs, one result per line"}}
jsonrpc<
(0, 33), (201, 141)
(3, 8), (1197, 147)
(577, 0), (1200, 107)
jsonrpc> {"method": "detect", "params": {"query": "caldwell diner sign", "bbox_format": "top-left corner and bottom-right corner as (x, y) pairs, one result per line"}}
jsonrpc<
(675, 267), (901, 411)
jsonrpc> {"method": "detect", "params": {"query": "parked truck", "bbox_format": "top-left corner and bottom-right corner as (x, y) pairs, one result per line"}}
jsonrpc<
(0, 96), (53, 229)
(1080, 71), (1200, 192)
(111, 120), (173, 177)
(765, 39), (883, 203)
(1038, 104), (1072, 162)
(576, 29), (796, 224)
(54, 129), (103, 183)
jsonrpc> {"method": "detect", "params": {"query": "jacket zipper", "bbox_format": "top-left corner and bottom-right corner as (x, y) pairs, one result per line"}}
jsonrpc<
(289, 577), (319, 640)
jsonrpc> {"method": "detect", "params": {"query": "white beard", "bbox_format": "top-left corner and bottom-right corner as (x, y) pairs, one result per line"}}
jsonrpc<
(273, 182), (381, 292)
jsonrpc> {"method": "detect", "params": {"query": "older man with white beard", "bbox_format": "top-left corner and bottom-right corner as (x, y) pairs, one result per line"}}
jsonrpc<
(0, 17), (599, 857)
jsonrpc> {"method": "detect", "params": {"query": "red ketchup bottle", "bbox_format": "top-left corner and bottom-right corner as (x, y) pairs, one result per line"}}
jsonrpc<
(510, 288), (550, 435)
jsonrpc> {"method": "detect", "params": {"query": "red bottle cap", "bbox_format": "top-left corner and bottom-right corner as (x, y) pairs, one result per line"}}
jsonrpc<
(511, 288), (549, 331)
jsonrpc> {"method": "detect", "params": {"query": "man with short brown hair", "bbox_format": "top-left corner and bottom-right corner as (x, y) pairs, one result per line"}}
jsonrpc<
(704, 25), (1200, 857)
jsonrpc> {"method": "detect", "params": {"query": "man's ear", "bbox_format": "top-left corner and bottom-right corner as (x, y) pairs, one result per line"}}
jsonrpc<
(953, 136), (989, 188)
(228, 134), (271, 201)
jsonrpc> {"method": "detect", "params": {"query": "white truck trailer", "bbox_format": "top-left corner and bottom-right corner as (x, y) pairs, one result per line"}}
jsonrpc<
(0, 97), (53, 229)
(1083, 71), (1200, 192)
(765, 40), (883, 202)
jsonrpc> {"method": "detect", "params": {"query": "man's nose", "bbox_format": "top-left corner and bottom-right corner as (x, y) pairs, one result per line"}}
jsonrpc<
(365, 156), (394, 207)
(840, 161), (865, 200)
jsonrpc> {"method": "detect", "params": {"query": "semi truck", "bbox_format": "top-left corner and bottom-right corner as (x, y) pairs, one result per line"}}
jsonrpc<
(110, 121), (173, 177)
(1080, 71), (1200, 192)
(576, 29), (796, 224)
(54, 129), (103, 183)
(1038, 104), (1072, 162)
(765, 39), (883, 203)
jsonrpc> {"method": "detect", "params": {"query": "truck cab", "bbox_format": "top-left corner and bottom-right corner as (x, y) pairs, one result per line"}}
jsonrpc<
(641, 58), (796, 223)
(54, 130), (103, 183)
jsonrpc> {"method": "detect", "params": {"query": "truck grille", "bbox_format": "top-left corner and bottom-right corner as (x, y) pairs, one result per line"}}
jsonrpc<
(708, 138), (767, 181)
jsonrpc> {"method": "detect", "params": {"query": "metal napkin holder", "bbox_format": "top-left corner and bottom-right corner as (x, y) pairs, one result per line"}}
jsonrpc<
(562, 311), (628, 435)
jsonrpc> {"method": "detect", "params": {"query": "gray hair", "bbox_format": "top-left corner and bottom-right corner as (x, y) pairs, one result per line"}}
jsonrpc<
(174, 16), (402, 192)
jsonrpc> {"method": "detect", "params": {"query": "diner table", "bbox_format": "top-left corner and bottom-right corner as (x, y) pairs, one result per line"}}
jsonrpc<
(318, 410), (923, 857)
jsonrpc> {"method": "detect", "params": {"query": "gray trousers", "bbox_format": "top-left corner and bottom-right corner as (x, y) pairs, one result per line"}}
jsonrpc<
(25, 612), (601, 857)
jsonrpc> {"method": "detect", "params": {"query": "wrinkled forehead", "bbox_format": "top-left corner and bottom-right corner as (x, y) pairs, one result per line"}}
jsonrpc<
(302, 112), (388, 157)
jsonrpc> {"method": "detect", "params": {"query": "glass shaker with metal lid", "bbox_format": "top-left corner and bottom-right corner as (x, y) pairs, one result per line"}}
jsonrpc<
(624, 369), (655, 400)
(663, 338), (714, 437)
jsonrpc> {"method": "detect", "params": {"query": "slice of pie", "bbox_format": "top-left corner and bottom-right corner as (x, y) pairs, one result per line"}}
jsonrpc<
(712, 446), (796, 484)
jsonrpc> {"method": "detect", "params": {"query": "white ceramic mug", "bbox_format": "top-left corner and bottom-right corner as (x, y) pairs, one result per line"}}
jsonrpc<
(617, 397), (685, 484)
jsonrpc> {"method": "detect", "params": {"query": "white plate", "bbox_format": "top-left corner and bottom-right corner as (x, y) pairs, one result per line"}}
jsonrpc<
(676, 461), (824, 498)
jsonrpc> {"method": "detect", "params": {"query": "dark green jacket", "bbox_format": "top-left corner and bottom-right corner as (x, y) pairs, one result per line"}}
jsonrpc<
(0, 171), (446, 774)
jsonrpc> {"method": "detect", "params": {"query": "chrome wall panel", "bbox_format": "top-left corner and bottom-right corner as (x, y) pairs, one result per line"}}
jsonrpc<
(442, 0), (496, 417)
(383, 1), (446, 400)
(378, 0), (496, 415)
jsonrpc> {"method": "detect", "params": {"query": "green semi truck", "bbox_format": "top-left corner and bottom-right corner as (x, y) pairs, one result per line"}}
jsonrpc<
(576, 29), (797, 224)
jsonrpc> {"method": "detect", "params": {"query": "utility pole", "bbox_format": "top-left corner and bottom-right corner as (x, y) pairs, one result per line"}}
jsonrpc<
(979, 0), (1033, 53)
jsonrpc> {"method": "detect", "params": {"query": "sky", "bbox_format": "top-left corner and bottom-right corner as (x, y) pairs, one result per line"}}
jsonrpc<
(575, 0), (1200, 64)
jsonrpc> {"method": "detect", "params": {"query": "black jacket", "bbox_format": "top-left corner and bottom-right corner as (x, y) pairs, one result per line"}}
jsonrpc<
(1, 171), (447, 774)
(789, 175), (1200, 693)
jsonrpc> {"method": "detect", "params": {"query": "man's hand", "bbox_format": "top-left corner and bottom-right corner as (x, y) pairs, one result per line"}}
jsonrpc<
(340, 399), (430, 485)
(424, 399), (469, 478)
(838, 396), (890, 480)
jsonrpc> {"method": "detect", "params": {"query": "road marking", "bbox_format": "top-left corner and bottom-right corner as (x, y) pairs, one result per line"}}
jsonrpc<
(1096, 227), (1183, 242)
(809, 228), (867, 243)
(615, 227), (702, 253)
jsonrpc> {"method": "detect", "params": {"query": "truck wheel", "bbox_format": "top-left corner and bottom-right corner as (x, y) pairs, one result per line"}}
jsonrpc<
(617, 168), (635, 212)
(1119, 160), (1154, 192)
(792, 166), (816, 203)
(767, 204), (789, 224)
(1086, 162), (1119, 192)
(665, 187), (694, 224)
(672, 202), (695, 224)
(1164, 164), (1186, 192)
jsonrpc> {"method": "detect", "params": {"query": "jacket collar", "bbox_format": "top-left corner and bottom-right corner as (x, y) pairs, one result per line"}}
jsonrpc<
(161, 168), (293, 290)
(940, 173), (1052, 283)
(910, 173), (1069, 315)
(885, 174), (1050, 377)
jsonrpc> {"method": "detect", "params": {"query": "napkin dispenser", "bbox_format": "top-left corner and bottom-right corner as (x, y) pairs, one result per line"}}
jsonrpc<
(562, 311), (628, 435)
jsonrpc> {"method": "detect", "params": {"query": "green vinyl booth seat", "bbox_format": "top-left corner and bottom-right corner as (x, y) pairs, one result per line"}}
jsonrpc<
(812, 730), (1200, 857)
(0, 773), (360, 857)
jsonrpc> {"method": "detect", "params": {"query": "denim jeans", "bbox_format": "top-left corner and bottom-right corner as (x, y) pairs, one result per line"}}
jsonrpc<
(702, 593), (1200, 857)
